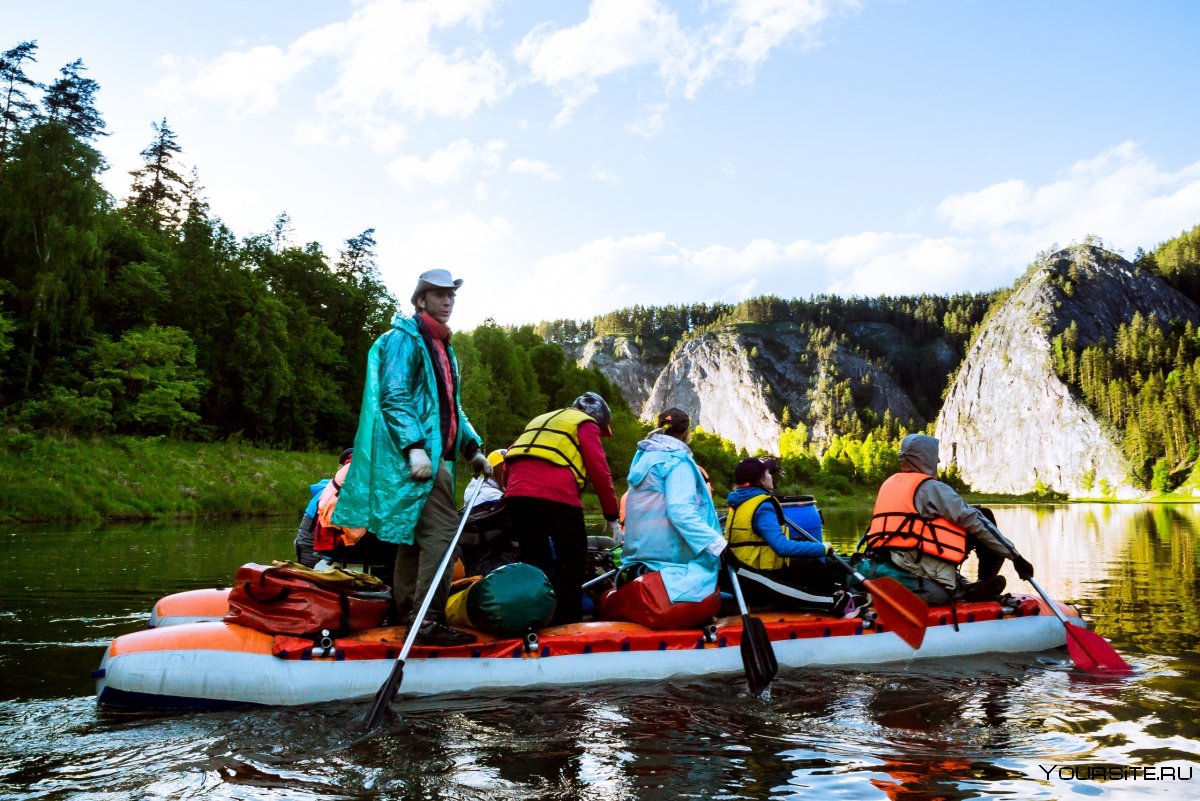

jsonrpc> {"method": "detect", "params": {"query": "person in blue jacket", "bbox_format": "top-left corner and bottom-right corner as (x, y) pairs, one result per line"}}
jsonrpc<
(620, 408), (727, 604)
(293, 447), (352, 567)
(724, 457), (857, 615)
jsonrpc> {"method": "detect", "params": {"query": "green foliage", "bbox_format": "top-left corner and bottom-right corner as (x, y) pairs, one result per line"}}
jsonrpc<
(85, 325), (206, 435)
(0, 433), (333, 523)
(1050, 299), (1200, 491)
(0, 51), (398, 449)
(688, 427), (747, 496)
(1151, 458), (1170, 494)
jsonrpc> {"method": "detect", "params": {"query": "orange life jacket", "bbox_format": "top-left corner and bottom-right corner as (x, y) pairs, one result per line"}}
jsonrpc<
(860, 472), (969, 565)
(312, 462), (367, 551)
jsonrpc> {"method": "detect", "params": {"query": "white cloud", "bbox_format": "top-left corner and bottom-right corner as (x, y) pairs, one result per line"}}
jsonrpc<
(937, 141), (1200, 259)
(153, 0), (508, 139)
(508, 157), (563, 181)
(590, 163), (621, 184)
(152, 46), (306, 115)
(379, 212), (526, 327)
(626, 102), (669, 137)
(516, 0), (858, 125)
(386, 139), (507, 187)
(506, 142), (1200, 321)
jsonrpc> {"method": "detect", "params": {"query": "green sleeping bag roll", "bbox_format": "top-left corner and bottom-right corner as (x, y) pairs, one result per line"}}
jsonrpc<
(447, 562), (556, 637)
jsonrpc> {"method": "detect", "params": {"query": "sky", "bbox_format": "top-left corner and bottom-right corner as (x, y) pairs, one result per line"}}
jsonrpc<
(8, 0), (1200, 329)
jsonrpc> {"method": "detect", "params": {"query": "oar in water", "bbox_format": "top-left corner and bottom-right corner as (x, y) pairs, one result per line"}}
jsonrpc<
(785, 520), (930, 651)
(725, 562), (777, 696)
(363, 479), (487, 733)
(1025, 576), (1132, 673)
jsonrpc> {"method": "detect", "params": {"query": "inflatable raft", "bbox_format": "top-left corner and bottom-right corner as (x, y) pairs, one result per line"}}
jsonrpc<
(97, 593), (1079, 710)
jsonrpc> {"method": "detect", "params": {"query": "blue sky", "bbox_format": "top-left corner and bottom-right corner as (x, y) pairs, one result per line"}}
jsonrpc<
(9, 0), (1200, 328)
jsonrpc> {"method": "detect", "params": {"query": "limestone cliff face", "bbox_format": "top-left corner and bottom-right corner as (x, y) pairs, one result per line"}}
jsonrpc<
(936, 245), (1200, 498)
(640, 322), (922, 454)
(577, 335), (667, 413)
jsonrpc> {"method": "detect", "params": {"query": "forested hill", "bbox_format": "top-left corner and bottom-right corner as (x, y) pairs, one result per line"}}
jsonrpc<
(0, 41), (625, 462)
(537, 292), (998, 424)
(535, 227), (1200, 497)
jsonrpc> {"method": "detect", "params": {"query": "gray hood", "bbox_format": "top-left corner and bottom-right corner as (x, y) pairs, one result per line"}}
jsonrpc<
(900, 434), (939, 476)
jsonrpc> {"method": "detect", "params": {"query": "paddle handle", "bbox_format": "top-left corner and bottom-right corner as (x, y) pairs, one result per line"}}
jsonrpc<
(726, 562), (751, 616)
(1024, 576), (1076, 627)
(582, 567), (618, 590)
(395, 475), (487, 663)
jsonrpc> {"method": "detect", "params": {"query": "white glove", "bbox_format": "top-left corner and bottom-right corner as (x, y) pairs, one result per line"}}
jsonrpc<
(408, 447), (433, 481)
(608, 520), (624, 547)
(705, 538), (727, 557)
(470, 451), (493, 478)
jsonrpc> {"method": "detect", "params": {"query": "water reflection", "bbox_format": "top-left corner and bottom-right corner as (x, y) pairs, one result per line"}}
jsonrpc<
(0, 505), (1198, 798)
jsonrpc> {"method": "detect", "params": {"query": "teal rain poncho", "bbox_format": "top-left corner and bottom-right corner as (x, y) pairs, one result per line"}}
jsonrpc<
(331, 312), (480, 545)
(620, 433), (725, 602)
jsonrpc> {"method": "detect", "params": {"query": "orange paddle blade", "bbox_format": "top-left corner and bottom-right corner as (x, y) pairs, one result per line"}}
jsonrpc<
(862, 576), (929, 651)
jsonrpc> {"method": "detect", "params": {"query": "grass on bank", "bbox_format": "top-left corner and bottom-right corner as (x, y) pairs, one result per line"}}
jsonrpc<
(4, 431), (1125, 527)
(1, 432), (334, 525)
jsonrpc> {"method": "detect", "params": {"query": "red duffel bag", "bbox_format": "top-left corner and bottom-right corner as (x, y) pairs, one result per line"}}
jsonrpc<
(598, 569), (721, 630)
(224, 562), (392, 637)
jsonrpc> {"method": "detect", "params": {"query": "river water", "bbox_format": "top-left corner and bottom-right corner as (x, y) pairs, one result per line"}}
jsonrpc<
(0, 504), (1196, 799)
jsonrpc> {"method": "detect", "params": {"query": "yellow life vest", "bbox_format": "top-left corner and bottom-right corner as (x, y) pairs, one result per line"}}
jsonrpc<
(860, 472), (969, 565)
(724, 493), (792, 571)
(506, 407), (594, 490)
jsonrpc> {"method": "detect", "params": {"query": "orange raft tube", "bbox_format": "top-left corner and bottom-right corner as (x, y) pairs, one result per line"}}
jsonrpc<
(98, 594), (1080, 711)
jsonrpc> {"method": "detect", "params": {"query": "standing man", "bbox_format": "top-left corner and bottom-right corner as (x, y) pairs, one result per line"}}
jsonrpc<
(332, 269), (491, 646)
(504, 392), (622, 625)
(858, 433), (1034, 604)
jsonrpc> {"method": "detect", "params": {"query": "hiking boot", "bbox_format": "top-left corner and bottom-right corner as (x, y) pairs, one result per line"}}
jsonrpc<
(413, 620), (476, 646)
(962, 575), (1006, 602)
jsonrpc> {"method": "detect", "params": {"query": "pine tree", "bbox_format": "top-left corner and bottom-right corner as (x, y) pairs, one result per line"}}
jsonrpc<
(42, 59), (105, 141)
(126, 118), (186, 229)
(0, 40), (40, 170)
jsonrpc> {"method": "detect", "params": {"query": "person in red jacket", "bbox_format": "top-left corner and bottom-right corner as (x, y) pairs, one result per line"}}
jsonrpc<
(504, 392), (621, 625)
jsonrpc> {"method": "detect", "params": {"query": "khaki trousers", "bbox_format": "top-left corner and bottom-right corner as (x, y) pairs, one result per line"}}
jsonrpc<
(392, 463), (459, 624)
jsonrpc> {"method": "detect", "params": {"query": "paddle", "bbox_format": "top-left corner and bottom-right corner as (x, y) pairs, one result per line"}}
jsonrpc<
(725, 562), (778, 696)
(363, 478), (487, 732)
(1025, 576), (1132, 673)
(783, 516), (930, 651)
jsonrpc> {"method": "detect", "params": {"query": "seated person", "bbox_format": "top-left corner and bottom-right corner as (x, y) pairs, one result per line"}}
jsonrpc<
(618, 409), (726, 613)
(458, 449), (514, 576)
(313, 449), (396, 578)
(724, 457), (856, 615)
(464, 449), (508, 506)
(858, 433), (1034, 605)
(294, 448), (351, 567)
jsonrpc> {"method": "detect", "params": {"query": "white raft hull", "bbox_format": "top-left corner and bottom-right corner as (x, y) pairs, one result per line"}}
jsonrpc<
(96, 596), (1076, 710)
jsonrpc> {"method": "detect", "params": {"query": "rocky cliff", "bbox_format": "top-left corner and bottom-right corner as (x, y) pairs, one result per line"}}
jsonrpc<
(577, 335), (669, 413)
(936, 244), (1200, 498)
(640, 322), (922, 454)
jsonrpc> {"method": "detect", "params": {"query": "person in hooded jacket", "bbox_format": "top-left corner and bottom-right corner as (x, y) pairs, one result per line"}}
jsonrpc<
(294, 447), (351, 567)
(619, 408), (727, 605)
(505, 391), (622, 625)
(858, 433), (1035, 604)
(724, 457), (857, 614)
(332, 269), (491, 646)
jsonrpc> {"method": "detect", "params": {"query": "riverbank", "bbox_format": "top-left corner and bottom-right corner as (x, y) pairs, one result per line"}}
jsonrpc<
(1, 433), (332, 525)
(2, 432), (1094, 526)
